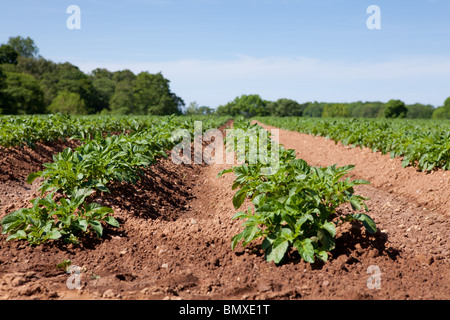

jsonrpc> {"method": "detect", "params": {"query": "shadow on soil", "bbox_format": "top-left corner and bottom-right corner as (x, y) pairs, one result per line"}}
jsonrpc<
(236, 222), (401, 270)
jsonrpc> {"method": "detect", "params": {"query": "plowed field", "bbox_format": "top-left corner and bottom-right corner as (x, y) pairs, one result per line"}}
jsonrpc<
(0, 121), (448, 300)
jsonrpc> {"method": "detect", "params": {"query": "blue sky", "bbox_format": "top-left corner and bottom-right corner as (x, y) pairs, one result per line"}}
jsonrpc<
(1, 0), (450, 108)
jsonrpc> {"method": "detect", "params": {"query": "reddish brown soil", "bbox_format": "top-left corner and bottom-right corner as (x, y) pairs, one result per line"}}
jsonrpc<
(0, 140), (80, 215)
(256, 121), (450, 215)
(0, 122), (449, 300)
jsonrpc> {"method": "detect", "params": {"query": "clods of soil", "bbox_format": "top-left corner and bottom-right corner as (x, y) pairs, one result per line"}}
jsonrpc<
(0, 122), (448, 300)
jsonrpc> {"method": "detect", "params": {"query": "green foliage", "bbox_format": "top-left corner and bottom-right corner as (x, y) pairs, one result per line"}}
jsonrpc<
(0, 114), (130, 148)
(384, 99), (408, 119)
(133, 72), (184, 115)
(112, 69), (136, 83)
(0, 114), (230, 148)
(406, 103), (435, 119)
(184, 101), (214, 116)
(216, 98), (437, 119)
(1, 71), (45, 114)
(322, 103), (350, 118)
(0, 115), (230, 245)
(347, 101), (385, 118)
(56, 259), (72, 272)
(90, 68), (115, 112)
(0, 45), (19, 64)
(52, 62), (100, 114)
(0, 36), (186, 115)
(216, 94), (269, 117)
(48, 91), (88, 115)
(219, 118), (376, 265)
(302, 102), (324, 118)
(0, 68), (5, 89)
(0, 69), (6, 111)
(15, 56), (58, 105)
(431, 97), (450, 120)
(267, 98), (306, 117)
(7, 36), (39, 58)
(109, 80), (135, 114)
(29, 125), (174, 196)
(256, 117), (450, 171)
(0, 188), (118, 245)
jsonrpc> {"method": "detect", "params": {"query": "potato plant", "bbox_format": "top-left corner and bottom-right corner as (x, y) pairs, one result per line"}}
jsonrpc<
(1, 115), (229, 245)
(256, 117), (450, 171)
(1, 189), (118, 245)
(220, 118), (377, 264)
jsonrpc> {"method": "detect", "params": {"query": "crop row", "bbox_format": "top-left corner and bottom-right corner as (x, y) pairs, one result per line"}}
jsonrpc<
(0, 114), (230, 148)
(1, 115), (229, 245)
(255, 117), (450, 171)
(219, 117), (377, 264)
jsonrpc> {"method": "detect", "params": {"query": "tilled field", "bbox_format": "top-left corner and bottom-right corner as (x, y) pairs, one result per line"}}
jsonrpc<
(0, 122), (448, 300)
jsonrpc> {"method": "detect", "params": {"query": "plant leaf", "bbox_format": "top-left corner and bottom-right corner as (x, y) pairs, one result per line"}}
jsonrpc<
(217, 168), (233, 178)
(320, 221), (336, 238)
(89, 220), (103, 237)
(6, 230), (27, 241)
(265, 238), (289, 264)
(294, 238), (315, 263)
(104, 216), (119, 228)
(317, 229), (336, 251)
(316, 250), (328, 262)
(231, 232), (244, 251)
(352, 213), (377, 234)
(47, 229), (62, 240)
(232, 189), (248, 209)
(26, 171), (42, 184)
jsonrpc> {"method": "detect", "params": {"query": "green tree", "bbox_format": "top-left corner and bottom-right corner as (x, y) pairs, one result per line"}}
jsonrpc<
(14, 56), (58, 106)
(90, 68), (115, 112)
(92, 77), (115, 112)
(16, 56), (57, 80)
(48, 90), (87, 115)
(0, 68), (6, 89)
(198, 105), (214, 115)
(133, 72), (183, 115)
(303, 101), (325, 117)
(0, 68), (7, 112)
(0, 45), (19, 64)
(216, 94), (269, 117)
(406, 103), (435, 119)
(91, 68), (113, 80)
(348, 101), (385, 118)
(185, 101), (200, 115)
(184, 101), (214, 115)
(110, 80), (135, 115)
(52, 62), (99, 114)
(7, 36), (39, 58)
(1, 71), (45, 114)
(112, 69), (136, 83)
(431, 97), (450, 120)
(384, 99), (407, 118)
(322, 103), (350, 118)
(268, 98), (305, 117)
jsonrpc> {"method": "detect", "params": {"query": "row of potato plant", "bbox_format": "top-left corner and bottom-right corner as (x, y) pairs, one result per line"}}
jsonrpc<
(1, 115), (228, 245)
(219, 117), (377, 264)
(255, 117), (450, 171)
(0, 114), (230, 148)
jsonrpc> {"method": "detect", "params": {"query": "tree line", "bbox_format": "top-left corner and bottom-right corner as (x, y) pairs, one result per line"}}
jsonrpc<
(215, 94), (450, 119)
(0, 36), (184, 115)
(1, 36), (449, 119)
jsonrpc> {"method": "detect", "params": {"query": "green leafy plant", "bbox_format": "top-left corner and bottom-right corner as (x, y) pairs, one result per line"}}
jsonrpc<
(1, 114), (231, 245)
(56, 259), (72, 272)
(220, 119), (377, 264)
(255, 117), (450, 171)
(1, 188), (119, 245)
